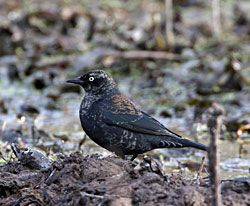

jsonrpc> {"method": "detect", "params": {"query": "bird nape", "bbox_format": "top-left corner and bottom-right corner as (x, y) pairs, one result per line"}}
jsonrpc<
(67, 70), (207, 160)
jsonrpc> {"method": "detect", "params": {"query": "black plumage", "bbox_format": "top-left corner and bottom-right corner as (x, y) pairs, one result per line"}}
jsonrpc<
(67, 70), (207, 160)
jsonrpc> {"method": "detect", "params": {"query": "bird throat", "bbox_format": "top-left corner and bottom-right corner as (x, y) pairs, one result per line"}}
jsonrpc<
(80, 93), (100, 116)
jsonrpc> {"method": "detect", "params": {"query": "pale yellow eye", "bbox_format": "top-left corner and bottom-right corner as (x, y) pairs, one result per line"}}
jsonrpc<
(89, 77), (94, 81)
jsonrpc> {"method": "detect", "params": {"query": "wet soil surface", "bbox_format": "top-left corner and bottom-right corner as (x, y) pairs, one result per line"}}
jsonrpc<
(0, 152), (249, 206)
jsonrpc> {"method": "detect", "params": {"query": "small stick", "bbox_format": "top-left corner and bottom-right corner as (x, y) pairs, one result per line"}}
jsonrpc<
(207, 103), (224, 206)
(80, 192), (125, 199)
(165, 0), (175, 46)
(211, 0), (222, 39)
(103, 50), (182, 61)
(196, 156), (206, 183)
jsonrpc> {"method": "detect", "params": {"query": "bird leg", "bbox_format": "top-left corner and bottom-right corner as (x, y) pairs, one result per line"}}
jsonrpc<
(130, 154), (138, 161)
(114, 150), (125, 159)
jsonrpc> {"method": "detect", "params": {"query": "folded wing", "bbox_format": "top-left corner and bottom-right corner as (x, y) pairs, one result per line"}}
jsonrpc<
(102, 98), (181, 138)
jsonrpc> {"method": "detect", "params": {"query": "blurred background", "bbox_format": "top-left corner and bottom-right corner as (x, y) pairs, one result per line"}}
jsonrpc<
(0, 0), (249, 178)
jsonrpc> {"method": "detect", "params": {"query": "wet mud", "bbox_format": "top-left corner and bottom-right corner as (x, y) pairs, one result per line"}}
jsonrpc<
(0, 152), (249, 206)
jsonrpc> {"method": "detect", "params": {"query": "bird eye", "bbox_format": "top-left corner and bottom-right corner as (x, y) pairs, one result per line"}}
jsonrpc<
(89, 77), (94, 81)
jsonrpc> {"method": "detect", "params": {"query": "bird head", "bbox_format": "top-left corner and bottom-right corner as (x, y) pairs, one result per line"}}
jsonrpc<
(66, 70), (115, 94)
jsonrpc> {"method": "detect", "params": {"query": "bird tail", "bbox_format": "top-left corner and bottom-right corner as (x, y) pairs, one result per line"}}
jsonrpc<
(157, 136), (208, 151)
(178, 138), (208, 151)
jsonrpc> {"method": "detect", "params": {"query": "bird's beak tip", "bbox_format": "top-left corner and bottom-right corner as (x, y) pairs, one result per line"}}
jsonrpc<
(66, 77), (82, 85)
(66, 79), (74, 83)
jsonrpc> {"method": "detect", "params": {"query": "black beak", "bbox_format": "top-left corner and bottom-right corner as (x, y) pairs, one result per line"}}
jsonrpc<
(66, 76), (82, 85)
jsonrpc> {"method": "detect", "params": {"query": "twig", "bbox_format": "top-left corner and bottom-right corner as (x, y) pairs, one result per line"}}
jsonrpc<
(81, 192), (105, 199)
(80, 191), (126, 199)
(197, 156), (205, 179)
(212, 0), (222, 39)
(165, 0), (175, 46)
(103, 50), (182, 61)
(207, 102), (224, 206)
(45, 168), (67, 185)
(44, 168), (57, 185)
(196, 156), (206, 182)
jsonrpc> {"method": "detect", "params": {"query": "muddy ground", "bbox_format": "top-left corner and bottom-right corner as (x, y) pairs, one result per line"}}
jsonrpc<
(0, 0), (250, 205)
(0, 152), (249, 206)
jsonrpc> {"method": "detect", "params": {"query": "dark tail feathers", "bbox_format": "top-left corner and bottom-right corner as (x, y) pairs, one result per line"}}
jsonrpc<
(178, 138), (208, 151)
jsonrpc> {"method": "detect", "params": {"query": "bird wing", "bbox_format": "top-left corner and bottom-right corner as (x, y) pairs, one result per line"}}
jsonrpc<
(101, 94), (182, 137)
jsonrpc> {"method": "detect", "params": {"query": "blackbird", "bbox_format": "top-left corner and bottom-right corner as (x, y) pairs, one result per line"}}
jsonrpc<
(67, 70), (207, 160)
